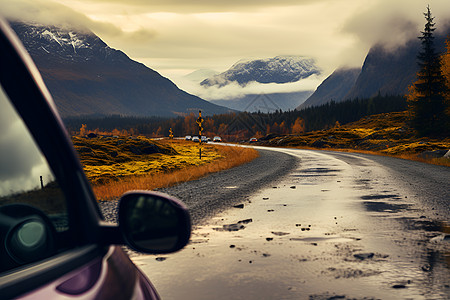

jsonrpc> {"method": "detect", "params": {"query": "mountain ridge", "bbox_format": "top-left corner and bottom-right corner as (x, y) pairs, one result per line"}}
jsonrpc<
(297, 68), (360, 109)
(299, 32), (448, 110)
(10, 21), (232, 118)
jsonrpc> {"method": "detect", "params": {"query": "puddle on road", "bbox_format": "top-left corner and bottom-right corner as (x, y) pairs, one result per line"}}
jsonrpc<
(299, 167), (342, 173)
(361, 194), (402, 200)
(134, 150), (450, 300)
(289, 236), (355, 243)
(363, 201), (412, 213)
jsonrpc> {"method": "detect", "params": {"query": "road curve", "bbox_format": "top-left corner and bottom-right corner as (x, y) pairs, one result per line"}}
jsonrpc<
(160, 146), (449, 224)
(134, 146), (450, 300)
(160, 148), (298, 225)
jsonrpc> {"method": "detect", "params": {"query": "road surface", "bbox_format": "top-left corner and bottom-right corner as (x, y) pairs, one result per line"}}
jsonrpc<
(131, 147), (449, 300)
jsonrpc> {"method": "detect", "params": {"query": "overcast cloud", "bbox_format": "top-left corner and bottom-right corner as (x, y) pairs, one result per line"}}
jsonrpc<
(1, 0), (449, 99)
(0, 87), (54, 196)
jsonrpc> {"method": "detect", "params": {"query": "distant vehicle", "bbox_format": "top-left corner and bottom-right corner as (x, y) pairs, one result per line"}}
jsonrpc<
(185, 135), (192, 141)
(213, 136), (222, 142)
(201, 136), (208, 143)
(249, 137), (258, 143)
(192, 136), (200, 142)
(0, 19), (191, 300)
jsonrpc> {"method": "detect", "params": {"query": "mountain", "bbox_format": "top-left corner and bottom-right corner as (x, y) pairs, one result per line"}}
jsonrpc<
(344, 41), (420, 100)
(201, 55), (320, 87)
(297, 68), (360, 109)
(10, 21), (232, 118)
(211, 91), (313, 112)
(299, 33), (449, 109)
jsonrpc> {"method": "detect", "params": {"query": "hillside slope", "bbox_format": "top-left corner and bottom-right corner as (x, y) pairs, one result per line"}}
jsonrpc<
(11, 22), (231, 118)
(297, 68), (360, 109)
(299, 33), (448, 109)
(259, 111), (450, 157)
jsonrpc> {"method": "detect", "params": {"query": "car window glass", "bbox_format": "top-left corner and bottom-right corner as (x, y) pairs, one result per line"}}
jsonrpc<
(0, 83), (69, 273)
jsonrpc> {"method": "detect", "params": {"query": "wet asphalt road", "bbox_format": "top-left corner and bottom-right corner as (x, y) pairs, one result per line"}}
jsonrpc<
(130, 146), (450, 300)
(158, 147), (298, 225)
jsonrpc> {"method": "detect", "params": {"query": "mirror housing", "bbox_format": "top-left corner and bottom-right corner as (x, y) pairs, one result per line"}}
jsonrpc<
(118, 191), (191, 254)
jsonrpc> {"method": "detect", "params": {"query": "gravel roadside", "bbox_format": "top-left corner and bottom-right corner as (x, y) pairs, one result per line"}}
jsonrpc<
(99, 148), (298, 225)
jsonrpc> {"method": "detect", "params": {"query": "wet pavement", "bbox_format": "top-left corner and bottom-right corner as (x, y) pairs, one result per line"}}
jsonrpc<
(133, 148), (450, 300)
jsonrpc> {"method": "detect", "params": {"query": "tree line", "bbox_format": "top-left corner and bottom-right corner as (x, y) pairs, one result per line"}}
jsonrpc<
(64, 94), (407, 141)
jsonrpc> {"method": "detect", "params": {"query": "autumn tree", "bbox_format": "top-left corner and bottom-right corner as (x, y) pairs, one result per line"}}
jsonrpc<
(291, 117), (305, 134)
(79, 124), (87, 136)
(407, 6), (448, 136)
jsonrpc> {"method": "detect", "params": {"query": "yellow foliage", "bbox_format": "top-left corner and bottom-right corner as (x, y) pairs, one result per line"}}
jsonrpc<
(261, 111), (450, 166)
(90, 142), (259, 201)
(291, 117), (305, 134)
(79, 124), (87, 136)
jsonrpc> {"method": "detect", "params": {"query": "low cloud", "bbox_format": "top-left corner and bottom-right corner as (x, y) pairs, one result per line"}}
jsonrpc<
(0, 89), (53, 197)
(2, 0), (449, 93)
(0, 0), (157, 45)
(341, 0), (450, 54)
(175, 74), (324, 101)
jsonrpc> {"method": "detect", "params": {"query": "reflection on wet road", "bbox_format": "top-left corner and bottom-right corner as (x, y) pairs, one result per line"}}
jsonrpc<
(133, 148), (450, 300)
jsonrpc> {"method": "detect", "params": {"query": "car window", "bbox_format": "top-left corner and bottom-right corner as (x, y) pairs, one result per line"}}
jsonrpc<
(0, 83), (70, 273)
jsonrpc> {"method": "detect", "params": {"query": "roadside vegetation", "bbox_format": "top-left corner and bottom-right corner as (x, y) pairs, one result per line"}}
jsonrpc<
(72, 136), (258, 200)
(257, 111), (450, 166)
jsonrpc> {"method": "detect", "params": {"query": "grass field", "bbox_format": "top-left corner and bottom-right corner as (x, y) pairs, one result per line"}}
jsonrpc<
(258, 112), (450, 167)
(73, 136), (258, 200)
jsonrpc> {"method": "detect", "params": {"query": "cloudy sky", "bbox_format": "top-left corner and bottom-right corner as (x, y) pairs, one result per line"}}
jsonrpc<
(1, 0), (449, 98)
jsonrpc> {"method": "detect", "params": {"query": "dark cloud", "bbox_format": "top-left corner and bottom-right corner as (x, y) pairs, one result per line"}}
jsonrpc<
(341, 0), (450, 52)
(0, 0), (157, 47)
(0, 88), (53, 196)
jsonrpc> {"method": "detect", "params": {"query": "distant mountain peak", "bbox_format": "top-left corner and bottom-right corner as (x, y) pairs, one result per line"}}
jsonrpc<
(201, 55), (320, 87)
(10, 22), (127, 65)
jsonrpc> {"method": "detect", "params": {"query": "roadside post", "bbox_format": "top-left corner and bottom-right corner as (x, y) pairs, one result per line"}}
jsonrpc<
(169, 127), (173, 140)
(196, 110), (204, 159)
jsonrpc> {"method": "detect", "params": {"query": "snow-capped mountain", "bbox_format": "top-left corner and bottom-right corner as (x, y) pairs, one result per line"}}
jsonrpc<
(12, 22), (126, 64)
(201, 55), (320, 87)
(10, 21), (232, 117)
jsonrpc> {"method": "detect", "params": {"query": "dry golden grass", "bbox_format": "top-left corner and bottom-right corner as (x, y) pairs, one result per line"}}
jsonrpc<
(73, 136), (223, 185)
(260, 111), (450, 167)
(91, 143), (258, 201)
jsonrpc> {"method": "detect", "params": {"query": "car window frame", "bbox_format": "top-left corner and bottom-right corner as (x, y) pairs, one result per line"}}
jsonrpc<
(0, 18), (109, 298)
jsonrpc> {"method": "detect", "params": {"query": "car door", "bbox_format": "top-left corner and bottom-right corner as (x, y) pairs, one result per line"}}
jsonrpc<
(0, 17), (158, 300)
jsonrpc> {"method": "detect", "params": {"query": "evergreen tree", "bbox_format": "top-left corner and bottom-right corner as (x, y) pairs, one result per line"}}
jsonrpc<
(408, 6), (448, 136)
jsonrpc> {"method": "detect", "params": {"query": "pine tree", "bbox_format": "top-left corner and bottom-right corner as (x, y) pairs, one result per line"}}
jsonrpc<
(408, 6), (448, 136)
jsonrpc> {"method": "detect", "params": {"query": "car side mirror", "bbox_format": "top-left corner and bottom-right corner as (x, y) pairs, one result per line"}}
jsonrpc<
(118, 191), (191, 254)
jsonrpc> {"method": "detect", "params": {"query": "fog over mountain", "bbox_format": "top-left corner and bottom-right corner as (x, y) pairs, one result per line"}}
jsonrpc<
(175, 56), (321, 112)
(298, 32), (449, 110)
